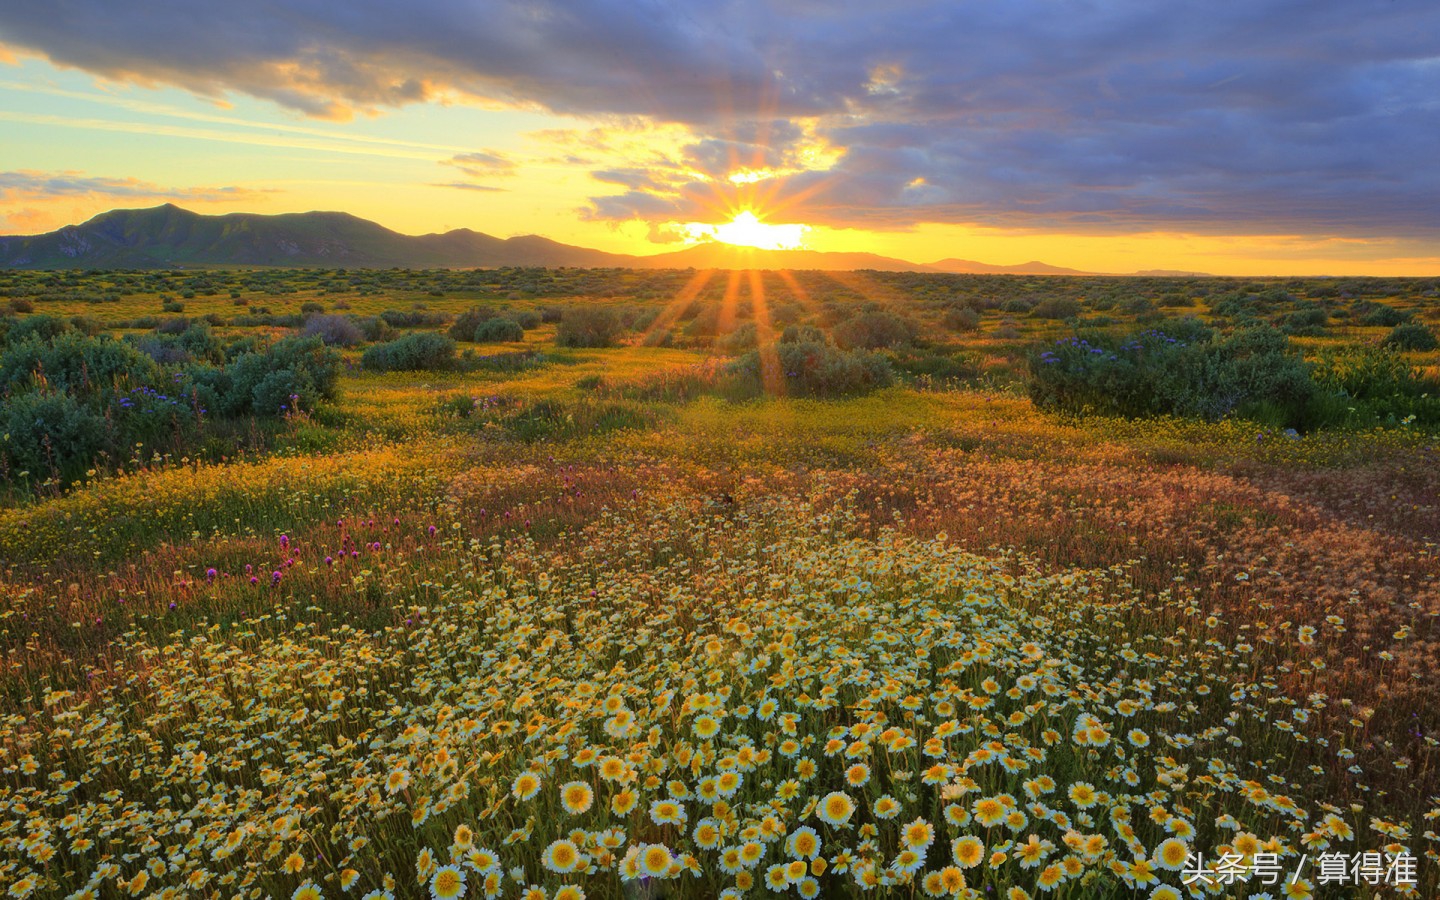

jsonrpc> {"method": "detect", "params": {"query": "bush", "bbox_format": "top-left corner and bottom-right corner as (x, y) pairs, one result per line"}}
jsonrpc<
(1280, 306), (1328, 336)
(514, 310), (542, 330)
(450, 307), (497, 341)
(556, 307), (623, 348)
(780, 324), (827, 345)
(943, 307), (982, 332)
(0, 331), (158, 394)
(361, 332), (456, 371)
(1028, 325), (1321, 428)
(0, 332), (340, 486)
(2, 314), (70, 346)
(303, 314), (365, 347)
(156, 316), (191, 335)
(1030, 297), (1082, 320)
(1356, 302), (1411, 328)
(380, 308), (450, 329)
(716, 322), (758, 355)
(724, 341), (893, 398)
(220, 336), (342, 416)
(472, 317), (525, 342)
(1382, 322), (1438, 351)
(0, 391), (109, 478)
(833, 310), (915, 350)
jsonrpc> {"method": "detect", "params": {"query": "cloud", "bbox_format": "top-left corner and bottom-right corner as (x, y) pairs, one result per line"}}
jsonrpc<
(3, 1), (1439, 238)
(429, 181), (507, 192)
(0, 170), (266, 234)
(0, 170), (257, 202)
(443, 150), (518, 178)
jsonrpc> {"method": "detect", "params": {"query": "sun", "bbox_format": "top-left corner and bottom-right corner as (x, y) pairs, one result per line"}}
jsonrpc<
(681, 211), (809, 251)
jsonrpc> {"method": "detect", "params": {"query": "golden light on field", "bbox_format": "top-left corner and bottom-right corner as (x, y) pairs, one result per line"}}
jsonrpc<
(681, 210), (810, 250)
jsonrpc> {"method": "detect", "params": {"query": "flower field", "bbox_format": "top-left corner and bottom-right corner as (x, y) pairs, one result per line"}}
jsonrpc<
(1, 269), (1438, 898)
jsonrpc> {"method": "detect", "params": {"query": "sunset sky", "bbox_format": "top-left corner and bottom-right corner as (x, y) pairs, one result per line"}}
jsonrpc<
(1, 1), (1438, 275)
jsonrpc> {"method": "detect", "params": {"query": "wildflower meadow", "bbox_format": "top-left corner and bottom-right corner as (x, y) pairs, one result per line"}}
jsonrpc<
(1, 268), (1437, 899)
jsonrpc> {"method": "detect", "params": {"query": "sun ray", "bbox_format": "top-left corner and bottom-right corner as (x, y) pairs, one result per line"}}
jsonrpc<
(716, 270), (744, 340)
(635, 268), (718, 346)
(747, 268), (786, 397)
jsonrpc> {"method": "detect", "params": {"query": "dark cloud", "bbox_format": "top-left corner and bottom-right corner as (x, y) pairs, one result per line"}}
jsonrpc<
(4, 1), (1439, 237)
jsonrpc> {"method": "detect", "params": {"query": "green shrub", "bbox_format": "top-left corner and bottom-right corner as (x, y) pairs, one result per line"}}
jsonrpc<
(724, 341), (893, 398)
(473, 317), (525, 342)
(303, 314), (365, 347)
(0, 332), (338, 487)
(361, 332), (457, 371)
(1356, 302), (1411, 328)
(0, 391), (109, 479)
(556, 307), (623, 348)
(381, 308), (450, 329)
(780, 324), (827, 344)
(219, 335), (342, 416)
(450, 307), (497, 341)
(1030, 297), (1082, 320)
(833, 310), (915, 350)
(2, 314), (70, 346)
(1280, 306), (1328, 336)
(0, 331), (159, 394)
(943, 307), (982, 332)
(1383, 322), (1438, 351)
(1028, 325), (1321, 428)
(716, 322), (758, 355)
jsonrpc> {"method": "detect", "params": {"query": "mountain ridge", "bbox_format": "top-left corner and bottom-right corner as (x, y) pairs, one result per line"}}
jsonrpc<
(0, 205), (1203, 275)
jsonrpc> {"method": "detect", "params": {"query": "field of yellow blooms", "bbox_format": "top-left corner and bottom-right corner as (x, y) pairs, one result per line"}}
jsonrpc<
(2, 270), (1439, 899)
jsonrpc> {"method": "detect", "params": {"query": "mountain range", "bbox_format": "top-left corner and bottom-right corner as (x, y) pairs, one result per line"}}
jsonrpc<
(0, 204), (1203, 275)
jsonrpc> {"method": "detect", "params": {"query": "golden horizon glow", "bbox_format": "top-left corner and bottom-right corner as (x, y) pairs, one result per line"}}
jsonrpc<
(679, 210), (810, 251)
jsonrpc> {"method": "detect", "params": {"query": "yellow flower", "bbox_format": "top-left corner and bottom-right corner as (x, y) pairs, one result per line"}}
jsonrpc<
(512, 772), (541, 801)
(817, 791), (856, 826)
(1154, 837), (1189, 871)
(952, 836), (984, 868)
(560, 781), (594, 815)
(292, 882), (323, 900)
(640, 844), (673, 877)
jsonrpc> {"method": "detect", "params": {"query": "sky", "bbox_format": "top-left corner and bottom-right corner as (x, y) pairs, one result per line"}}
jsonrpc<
(1, 1), (1438, 276)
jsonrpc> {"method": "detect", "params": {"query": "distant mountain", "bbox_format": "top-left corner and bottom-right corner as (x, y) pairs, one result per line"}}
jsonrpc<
(0, 205), (1209, 275)
(926, 258), (1092, 276)
(0, 204), (634, 269)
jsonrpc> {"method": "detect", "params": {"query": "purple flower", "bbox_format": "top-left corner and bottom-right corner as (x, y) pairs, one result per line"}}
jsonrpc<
(427, 525), (437, 537)
(279, 534), (289, 549)
(325, 556), (334, 566)
(271, 570), (282, 585)
(206, 567), (217, 582)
